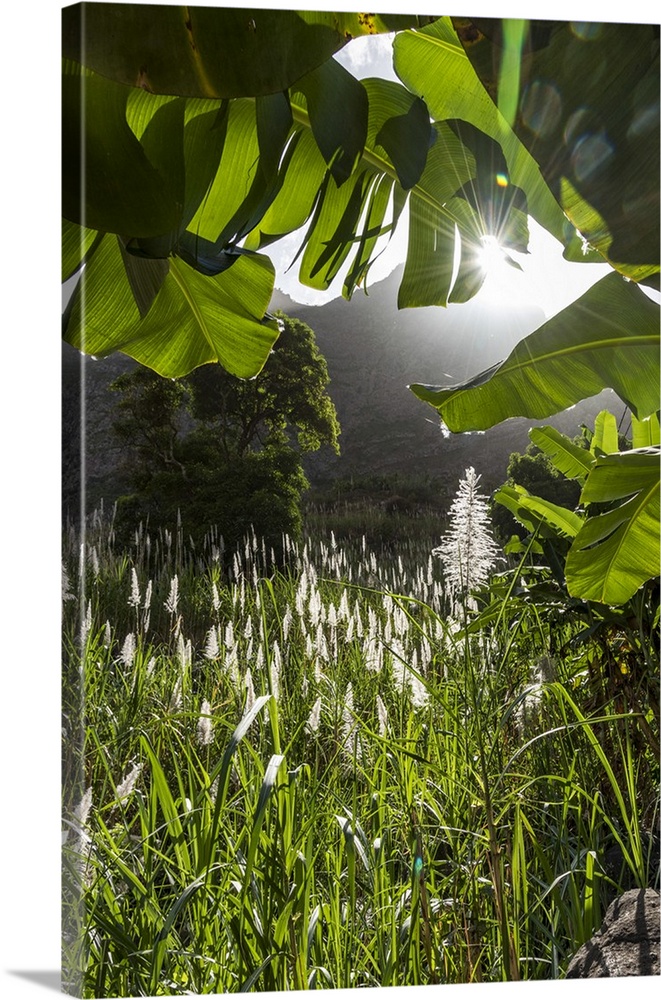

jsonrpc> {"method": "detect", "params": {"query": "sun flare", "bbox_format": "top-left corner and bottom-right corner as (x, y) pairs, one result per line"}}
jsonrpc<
(476, 235), (506, 276)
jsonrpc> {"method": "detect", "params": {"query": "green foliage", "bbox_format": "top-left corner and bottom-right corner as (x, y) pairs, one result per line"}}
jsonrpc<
(566, 449), (660, 604)
(492, 443), (583, 542)
(185, 312), (340, 457)
(495, 413), (661, 605)
(110, 312), (338, 549)
(454, 16), (660, 281)
(111, 367), (188, 478)
(64, 230), (280, 379)
(62, 11), (622, 377)
(62, 7), (428, 98)
(60, 14), (660, 985)
(392, 18), (573, 250)
(62, 513), (659, 994)
(410, 273), (660, 430)
(117, 444), (309, 553)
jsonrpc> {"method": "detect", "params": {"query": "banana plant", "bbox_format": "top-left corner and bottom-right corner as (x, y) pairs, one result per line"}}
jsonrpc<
(494, 412), (660, 605)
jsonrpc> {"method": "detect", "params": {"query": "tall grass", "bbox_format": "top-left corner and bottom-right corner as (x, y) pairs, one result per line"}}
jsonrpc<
(62, 508), (659, 996)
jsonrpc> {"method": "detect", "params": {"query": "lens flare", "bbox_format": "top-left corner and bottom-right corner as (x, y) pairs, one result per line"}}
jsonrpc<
(476, 235), (505, 275)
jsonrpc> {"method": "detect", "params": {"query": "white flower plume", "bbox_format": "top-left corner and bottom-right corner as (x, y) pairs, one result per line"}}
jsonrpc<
(433, 467), (501, 596)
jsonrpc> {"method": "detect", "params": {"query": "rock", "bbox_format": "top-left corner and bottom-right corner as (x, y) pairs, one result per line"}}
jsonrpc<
(565, 888), (660, 978)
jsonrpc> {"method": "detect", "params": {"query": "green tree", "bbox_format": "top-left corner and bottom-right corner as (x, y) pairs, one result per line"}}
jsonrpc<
(111, 366), (188, 481)
(111, 312), (339, 549)
(185, 312), (340, 458)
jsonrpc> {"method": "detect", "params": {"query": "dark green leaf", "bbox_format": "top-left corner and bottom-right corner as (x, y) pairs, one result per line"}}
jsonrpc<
(294, 59), (368, 186)
(455, 17), (660, 276)
(62, 6), (429, 98)
(256, 93), (293, 181)
(140, 96), (186, 215)
(118, 240), (170, 318)
(62, 66), (181, 236)
(528, 426), (595, 484)
(181, 101), (230, 230)
(393, 18), (581, 253)
(494, 484), (583, 539)
(375, 96), (432, 190)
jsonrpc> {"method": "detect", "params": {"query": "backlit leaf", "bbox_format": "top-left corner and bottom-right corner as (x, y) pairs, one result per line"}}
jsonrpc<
(64, 234), (279, 378)
(528, 427), (595, 484)
(393, 17), (580, 253)
(494, 484), (583, 540)
(566, 449), (660, 603)
(410, 273), (660, 429)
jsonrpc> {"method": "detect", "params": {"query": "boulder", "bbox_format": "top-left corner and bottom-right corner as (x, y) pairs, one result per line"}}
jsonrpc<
(565, 888), (660, 978)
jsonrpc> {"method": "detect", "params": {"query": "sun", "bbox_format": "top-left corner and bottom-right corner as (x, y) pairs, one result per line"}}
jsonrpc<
(470, 234), (529, 310)
(476, 235), (507, 276)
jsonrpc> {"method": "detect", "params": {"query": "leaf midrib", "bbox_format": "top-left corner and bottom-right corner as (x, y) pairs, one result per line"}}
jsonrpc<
(169, 258), (215, 353)
(443, 333), (659, 401)
(573, 477), (660, 602)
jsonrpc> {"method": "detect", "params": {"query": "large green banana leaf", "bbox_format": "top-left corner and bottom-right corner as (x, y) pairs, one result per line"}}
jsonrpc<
(565, 449), (660, 604)
(528, 426), (595, 484)
(64, 234), (279, 379)
(452, 16), (660, 284)
(61, 5), (431, 98)
(494, 484), (584, 539)
(591, 410), (620, 456)
(410, 273), (660, 430)
(631, 412), (661, 449)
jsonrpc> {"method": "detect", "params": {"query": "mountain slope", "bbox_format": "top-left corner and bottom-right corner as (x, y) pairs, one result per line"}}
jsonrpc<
(62, 265), (624, 515)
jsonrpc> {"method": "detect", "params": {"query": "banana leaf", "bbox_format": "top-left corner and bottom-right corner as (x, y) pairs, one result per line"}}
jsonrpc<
(62, 5), (432, 98)
(565, 449), (660, 603)
(410, 273), (660, 429)
(64, 233), (279, 379)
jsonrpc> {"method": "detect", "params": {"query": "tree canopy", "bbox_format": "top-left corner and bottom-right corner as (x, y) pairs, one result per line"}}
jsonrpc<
(112, 311), (339, 465)
(110, 312), (339, 548)
(185, 312), (340, 458)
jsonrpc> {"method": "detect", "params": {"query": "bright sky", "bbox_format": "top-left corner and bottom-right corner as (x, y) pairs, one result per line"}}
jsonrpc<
(270, 9), (657, 319)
